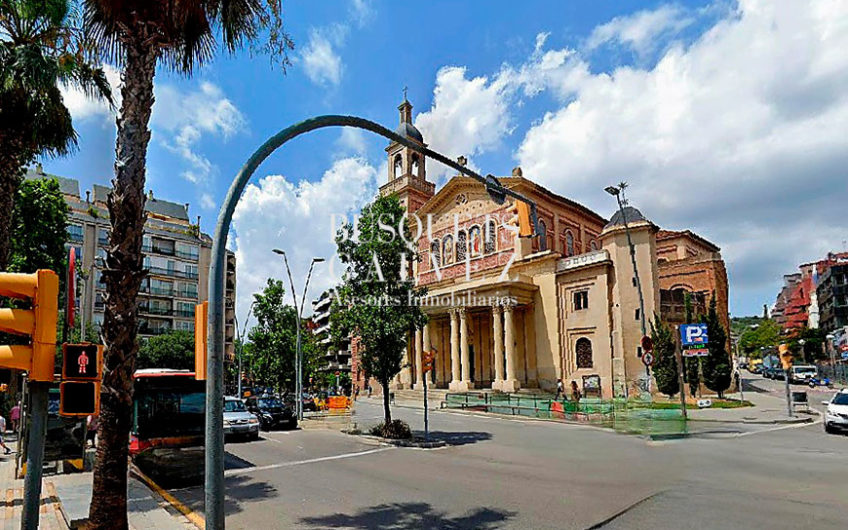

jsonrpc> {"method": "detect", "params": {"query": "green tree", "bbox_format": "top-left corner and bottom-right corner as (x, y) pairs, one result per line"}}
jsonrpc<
(651, 314), (679, 398)
(136, 331), (195, 370)
(245, 279), (318, 393)
(702, 297), (731, 398)
(82, 2), (293, 525)
(331, 194), (428, 425)
(7, 177), (68, 273)
(739, 319), (781, 356)
(0, 0), (111, 269)
(788, 327), (827, 363)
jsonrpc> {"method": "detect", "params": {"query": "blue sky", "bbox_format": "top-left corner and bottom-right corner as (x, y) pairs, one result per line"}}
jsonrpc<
(46, 1), (848, 323)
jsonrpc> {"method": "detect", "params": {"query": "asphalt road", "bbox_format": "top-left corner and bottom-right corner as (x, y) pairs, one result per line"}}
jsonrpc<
(167, 381), (847, 529)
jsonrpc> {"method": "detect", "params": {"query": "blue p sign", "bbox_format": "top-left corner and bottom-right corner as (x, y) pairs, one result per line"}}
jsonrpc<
(680, 323), (709, 346)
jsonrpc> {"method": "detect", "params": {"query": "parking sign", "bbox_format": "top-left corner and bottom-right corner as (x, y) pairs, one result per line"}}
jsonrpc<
(680, 323), (709, 346)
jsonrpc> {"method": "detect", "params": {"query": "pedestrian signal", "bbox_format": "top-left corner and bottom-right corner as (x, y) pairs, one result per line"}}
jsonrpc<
(62, 343), (102, 380)
(195, 301), (208, 380)
(60, 381), (98, 416)
(778, 343), (793, 370)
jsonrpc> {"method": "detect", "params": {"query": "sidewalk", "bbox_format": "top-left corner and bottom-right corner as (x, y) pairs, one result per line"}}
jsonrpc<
(0, 448), (195, 529)
(685, 379), (817, 425)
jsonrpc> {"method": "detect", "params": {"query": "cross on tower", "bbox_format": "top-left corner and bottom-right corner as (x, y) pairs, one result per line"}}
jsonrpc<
(403, 86), (408, 101)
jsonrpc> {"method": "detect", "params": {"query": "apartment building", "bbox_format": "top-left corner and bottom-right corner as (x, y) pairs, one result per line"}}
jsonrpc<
(310, 292), (351, 380)
(26, 166), (236, 361)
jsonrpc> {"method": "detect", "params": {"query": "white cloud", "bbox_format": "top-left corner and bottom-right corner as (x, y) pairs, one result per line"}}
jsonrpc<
(586, 4), (693, 56)
(336, 127), (368, 155)
(300, 25), (347, 86)
(414, 66), (516, 181)
(231, 157), (378, 324)
(60, 64), (121, 123)
(154, 82), (246, 184)
(350, 0), (373, 27)
(200, 193), (216, 210)
(511, 0), (848, 313)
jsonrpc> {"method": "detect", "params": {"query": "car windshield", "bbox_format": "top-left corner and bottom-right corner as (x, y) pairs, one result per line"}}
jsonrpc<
(258, 398), (283, 409)
(224, 400), (246, 413)
(794, 367), (816, 373)
(832, 393), (848, 405)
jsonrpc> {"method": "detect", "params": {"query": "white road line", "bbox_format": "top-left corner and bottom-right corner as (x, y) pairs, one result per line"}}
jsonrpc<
(735, 417), (823, 437)
(224, 447), (393, 478)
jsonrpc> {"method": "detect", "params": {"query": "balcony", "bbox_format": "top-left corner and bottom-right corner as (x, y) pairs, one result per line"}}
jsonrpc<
(138, 304), (193, 318)
(98, 236), (109, 246)
(138, 325), (172, 336)
(140, 285), (175, 297)
(147, 266), (198, 279)
(174, 290), (199, 300)
(176, 249), (199, 261)
(68, 232), (84, 243)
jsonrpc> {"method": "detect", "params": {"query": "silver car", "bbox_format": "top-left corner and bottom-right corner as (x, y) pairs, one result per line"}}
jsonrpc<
(223, 397), (260, 440)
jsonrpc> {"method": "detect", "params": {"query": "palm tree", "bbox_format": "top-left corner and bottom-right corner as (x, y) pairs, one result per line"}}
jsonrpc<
(81, 2), (292, 527)
(0, 0), (112, 269)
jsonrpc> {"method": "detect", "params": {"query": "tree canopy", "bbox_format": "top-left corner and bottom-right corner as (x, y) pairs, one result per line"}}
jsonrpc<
(137, 330), (195, 371)
(701, 297), (731, 398)
(738, 319), (781, 356)
(651, 314), (679, 398)
(331, 194), (428, 424)
(7, 177), (68, 273)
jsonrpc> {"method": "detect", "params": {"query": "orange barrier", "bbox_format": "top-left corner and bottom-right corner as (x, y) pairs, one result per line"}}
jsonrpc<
(327, 396), (349, 410)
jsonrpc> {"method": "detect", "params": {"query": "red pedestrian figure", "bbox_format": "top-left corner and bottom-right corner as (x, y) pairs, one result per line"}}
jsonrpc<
(78, 350), (89, 375)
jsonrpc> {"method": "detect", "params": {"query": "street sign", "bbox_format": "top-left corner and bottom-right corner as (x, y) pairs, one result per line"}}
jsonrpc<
(680, 323), (709, 346)
(640, 335), (653, 353)
(642, 351), (654, 366)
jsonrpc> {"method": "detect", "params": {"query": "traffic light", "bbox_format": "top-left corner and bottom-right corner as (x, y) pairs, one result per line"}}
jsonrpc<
(778, 343), (793, 370)
(195, 301), (208, 380)
(0, 270), (59, 381)
(506, 200), (533, 238)
(60, 343), (103, 416)
(422, 350), (435, 373)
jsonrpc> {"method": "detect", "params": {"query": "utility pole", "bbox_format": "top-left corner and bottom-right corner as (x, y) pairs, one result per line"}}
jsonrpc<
(234, 301), (256, 398)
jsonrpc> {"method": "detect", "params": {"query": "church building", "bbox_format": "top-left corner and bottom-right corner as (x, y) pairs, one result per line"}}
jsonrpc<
(353, 99), (729, 399)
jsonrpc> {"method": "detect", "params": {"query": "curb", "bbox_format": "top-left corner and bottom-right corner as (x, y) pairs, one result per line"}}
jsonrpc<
(687, 416), (814, 425)
(130, 464), (204, 529)
(344, 432), (447, 449)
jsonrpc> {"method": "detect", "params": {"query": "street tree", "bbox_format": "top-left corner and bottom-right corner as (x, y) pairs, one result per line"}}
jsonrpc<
(331, 194), (428, 427)
(650, 314), (679, 398)
(0, 0), (111, 269)
(7, 177), (68, 274)
(701, 297), (731, 398)
(739, 319), (781, 356)
(82, 3), (293, 526)
(137, 331), (195, 371)
(245, 279), (319, 393)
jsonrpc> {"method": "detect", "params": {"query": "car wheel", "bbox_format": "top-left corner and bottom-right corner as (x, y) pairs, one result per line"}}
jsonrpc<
(287, 420), (298, 430)
(824, 423), (836, 434)
(250, 431), (260, 441)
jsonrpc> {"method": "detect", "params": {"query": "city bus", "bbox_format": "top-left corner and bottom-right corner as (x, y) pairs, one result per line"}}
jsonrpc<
(130, 369), (205, 484)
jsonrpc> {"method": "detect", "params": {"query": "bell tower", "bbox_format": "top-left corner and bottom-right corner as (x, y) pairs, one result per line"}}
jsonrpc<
(380, 95), (435, 214)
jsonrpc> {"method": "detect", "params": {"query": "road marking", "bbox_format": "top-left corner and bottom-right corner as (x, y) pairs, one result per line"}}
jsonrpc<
(735, 417), (823, 437)
(131, 463), (205, 529)
(224, 447), (394, 478)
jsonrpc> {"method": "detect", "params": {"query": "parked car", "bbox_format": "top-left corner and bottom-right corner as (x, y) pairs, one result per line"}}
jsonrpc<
(245, 396), (297, 430)
(773, 368), (786, 381)
(762, 366), (775, 379)
(223, 396), (260, 440)
(301, 392), (318, 412)
(822, 389), (848, 434)
(749, 362), (763, 374)
(788, 365), (817, 384)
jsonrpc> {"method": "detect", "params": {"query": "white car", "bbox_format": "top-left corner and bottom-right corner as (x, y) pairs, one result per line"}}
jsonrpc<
(223, 396), (260, 440)
(822, 389), (848, 434)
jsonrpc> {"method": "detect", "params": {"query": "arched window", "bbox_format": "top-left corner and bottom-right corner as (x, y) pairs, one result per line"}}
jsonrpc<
(565, 230), (575, 257)
(590, 240), (597, 251)
(430, 241), (440, 268)
(484, 220), (497, 253)
(469, 226), (482, 257)
(411, 154), (420, 176)
(538, 221), (547, 251)
(576, 338), (593, 369)
(442, 235), (454, 265)
(393, 154), (402, 178)
(456, 230), (467, 262)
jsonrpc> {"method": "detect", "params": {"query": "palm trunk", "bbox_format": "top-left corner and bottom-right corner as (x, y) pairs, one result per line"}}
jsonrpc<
(88, 42), (156, 530)
(0, 155), (23, 270)
(381, 379), (391, 424)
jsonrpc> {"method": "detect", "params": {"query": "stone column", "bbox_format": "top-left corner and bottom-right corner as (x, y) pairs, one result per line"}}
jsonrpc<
(413, 327), (424, 390)
(449, 309), (462, 390)
(503, 304), (520, 392)
(492, 305), (504, 390)
(459, 308), (473, 390)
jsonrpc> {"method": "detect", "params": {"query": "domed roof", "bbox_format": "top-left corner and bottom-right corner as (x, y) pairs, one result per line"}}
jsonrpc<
(396, 121), (424, 143)
(604, 206), (648, 229)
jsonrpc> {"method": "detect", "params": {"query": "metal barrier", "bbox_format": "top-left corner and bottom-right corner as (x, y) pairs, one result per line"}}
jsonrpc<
(443, 392), (686, 436)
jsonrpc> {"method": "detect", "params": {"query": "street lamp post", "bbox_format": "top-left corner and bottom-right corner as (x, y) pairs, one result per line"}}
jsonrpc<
(605, 183), (649, 392)
(273, 250), (324, 421)
(234, 300), (257, 398)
